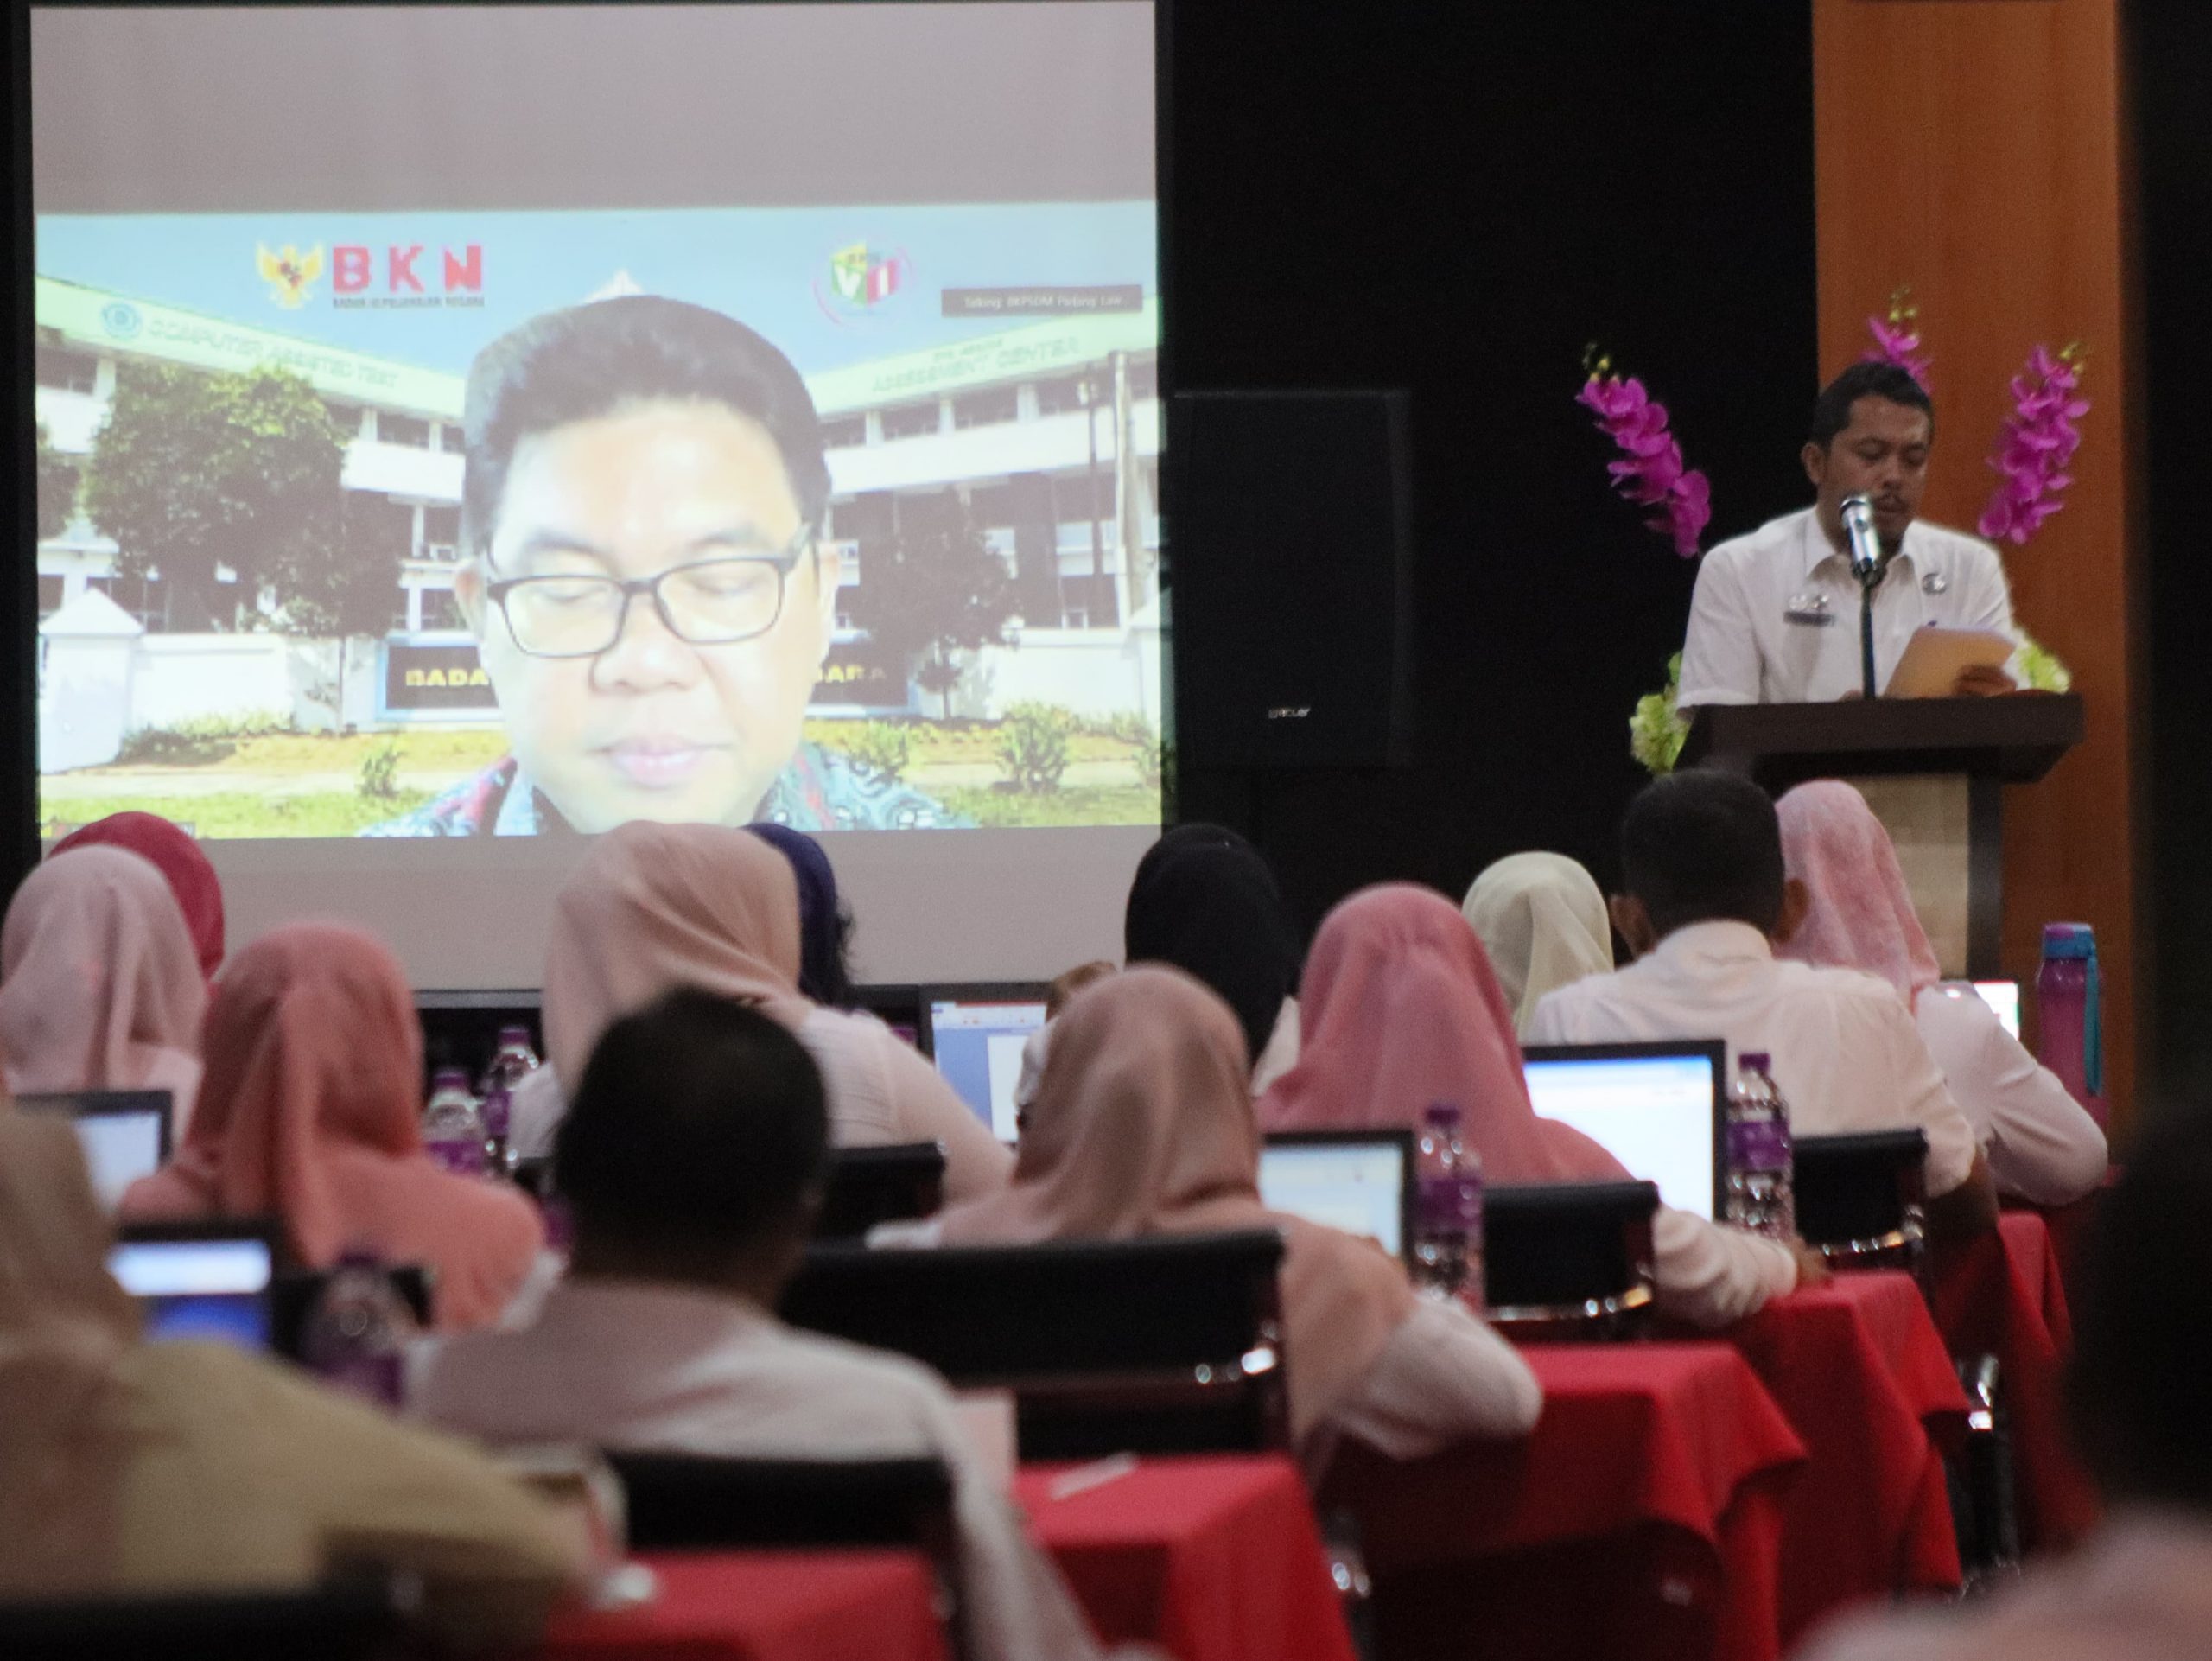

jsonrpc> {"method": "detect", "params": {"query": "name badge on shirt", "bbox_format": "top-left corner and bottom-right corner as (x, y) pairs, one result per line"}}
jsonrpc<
(1922, 571), (1949, 595)
(1783, 591), (1835, 627)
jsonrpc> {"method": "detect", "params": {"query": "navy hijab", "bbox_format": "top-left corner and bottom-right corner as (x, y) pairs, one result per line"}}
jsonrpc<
(1123, 824), (1303, 1066)
(745, 823), (854, 1008)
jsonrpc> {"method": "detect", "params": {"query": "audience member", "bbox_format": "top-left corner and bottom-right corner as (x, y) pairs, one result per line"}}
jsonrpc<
(509, 821), (1009, 1195)
(1013, 959), (1119, 1114)
(1259, 884), (1809, 1327)
(1798, 1109), (2212, 1660)
(118, 925), (544, 1330)
(921, 965), (1543, 1476)
(0, 846), (206, 1126)
(1776, 780), (2106, 1205)
(412, 989), (1126, 1661)
(0, 1100), (582, 1646)
(1123, 824), (1304, 1091)
(49, 811), (227, 983)
(746, 821), (859, 1008)
(1462, 851), (1615, 1037)
(1528, 771), (1997, 1240)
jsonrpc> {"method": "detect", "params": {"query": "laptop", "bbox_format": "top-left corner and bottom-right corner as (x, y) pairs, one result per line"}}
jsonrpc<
(16, 1089), (173, 1212)
(921, 986), (1050, 1141)
(1259, 1130), (1414, 1262)
(1967, 979), (2021, 1039)
(109, 1219), (278, 1351)
(1521, 1040), (1726, 1221)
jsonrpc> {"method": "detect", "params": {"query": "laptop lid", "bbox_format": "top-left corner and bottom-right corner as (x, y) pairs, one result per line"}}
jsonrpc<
(16, 1089), (173, 1212)
(1521, 1040), (1726, 1221)
(1259, 1130), (1415, 1263)
(109, 1219), (278, 1352)
(1967, 980), (2020, 1040)
(921, 985), (1050, 1142)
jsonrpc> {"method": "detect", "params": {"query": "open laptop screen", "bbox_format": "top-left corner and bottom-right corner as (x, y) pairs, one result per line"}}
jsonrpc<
(1259, 1131), (1414, 1261)
(16, 1090), (173, 1212)
(1521, 1041), (1726, 1221)
(109, 1225), (276, 1351)
(924, 991), (1049, 1141)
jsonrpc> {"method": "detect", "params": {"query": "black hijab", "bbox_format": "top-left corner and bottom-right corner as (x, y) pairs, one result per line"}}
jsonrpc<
(1123, 824), (1303, 1066)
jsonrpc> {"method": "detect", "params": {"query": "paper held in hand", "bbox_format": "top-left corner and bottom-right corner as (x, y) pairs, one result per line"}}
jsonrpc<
(1884, 626), (2017, 698)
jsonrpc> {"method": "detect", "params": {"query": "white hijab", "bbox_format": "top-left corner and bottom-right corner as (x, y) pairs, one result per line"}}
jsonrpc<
(1462, 852), (1615, 1037)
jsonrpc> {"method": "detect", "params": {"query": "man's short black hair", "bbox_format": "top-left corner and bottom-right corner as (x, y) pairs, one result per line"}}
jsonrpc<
(1808, 360), (1936, 449)
(461, 295), (833, 562)
(2066, 1109), (2212, 1511)
(555, 988), (829, 1254)
(1620, 771), (1788, 939)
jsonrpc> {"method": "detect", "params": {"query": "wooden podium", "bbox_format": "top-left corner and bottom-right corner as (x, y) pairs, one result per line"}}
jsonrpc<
(1679, 695), (2084, 979)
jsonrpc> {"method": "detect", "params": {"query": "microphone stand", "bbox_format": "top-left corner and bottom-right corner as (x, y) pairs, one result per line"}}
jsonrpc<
(1857, 556), (1885, 700)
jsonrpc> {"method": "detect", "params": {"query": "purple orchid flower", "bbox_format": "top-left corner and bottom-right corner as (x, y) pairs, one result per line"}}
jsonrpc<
(1579, 364), (1711, 559)
(1977, 345), (2088, 546)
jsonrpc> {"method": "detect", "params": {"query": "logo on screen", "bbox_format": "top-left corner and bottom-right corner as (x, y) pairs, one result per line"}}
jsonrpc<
(816, 242), (912, 326)
(256, 243), (326, 309)
(99, 302), (142, 340)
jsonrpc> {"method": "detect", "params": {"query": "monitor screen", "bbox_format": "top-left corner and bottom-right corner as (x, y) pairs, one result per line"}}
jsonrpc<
(1522, 1042), (1724, 1221)
(1258, 1136), (1410, 1260)
(1969, 980), (2021, 1039)
(15, 1090), (172, 1212)
(926, 996), (1047, 1140)
(108, 1235), (275, 1350)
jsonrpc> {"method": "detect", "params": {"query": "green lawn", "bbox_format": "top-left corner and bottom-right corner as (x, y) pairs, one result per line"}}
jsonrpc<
(41, 791), (435, 839)
(937, 784), (1162, 828)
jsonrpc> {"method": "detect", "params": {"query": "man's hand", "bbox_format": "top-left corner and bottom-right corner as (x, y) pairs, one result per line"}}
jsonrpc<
(1789, 1238), (1834, 1290)
(1952, 663), (2018, 698)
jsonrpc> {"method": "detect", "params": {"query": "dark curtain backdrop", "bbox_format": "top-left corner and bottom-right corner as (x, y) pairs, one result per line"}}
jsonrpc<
(2132, 2), (2212, 1097)
(1165, 2), (1817, 936)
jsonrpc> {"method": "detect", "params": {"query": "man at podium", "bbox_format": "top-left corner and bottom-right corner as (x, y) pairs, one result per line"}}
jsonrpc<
(1677, 362), (2019, 706)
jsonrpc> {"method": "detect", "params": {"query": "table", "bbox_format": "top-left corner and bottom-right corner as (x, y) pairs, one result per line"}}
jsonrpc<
(1928, 1211), (2101, 1549)
(1726, 1270), (1968, 1640)
(1017, 1454), (1357, 1661)
(1319, 1344), (1807, 1661)
(537, 1550), (949, 1661)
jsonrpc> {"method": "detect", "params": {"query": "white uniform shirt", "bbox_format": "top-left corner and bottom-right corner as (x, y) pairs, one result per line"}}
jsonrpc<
(1678, 507), (2016, 706)
(1527, 920), (1979, 1197)
(1914, 983), (2107, 1206)
(410, 1279), (1120, 1661)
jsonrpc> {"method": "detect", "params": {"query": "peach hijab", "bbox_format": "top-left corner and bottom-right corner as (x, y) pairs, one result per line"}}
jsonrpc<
(933, 965), (1415, 1444)
(543, 821), (809, 1085)
(1775, 780), (1942, 1003)
(120, 924), (543, 1331)
(0, 845), (206, 1114)
(1258, 884), (1626, 1183)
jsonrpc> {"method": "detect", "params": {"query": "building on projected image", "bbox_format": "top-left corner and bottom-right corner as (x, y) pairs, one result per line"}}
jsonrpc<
(32, 275), (1161, 760)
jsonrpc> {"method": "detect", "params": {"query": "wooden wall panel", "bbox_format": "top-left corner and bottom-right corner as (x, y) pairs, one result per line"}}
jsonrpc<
(1814, 0), (2141, 1119)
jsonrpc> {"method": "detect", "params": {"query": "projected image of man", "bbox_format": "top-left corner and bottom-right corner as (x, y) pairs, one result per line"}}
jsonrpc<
(367, 296), (961, 835)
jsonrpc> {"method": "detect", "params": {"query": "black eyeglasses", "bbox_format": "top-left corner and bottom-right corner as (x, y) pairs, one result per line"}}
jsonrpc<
(485, 524), (817, 659)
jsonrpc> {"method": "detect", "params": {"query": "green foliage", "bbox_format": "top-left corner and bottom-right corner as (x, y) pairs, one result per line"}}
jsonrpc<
(40, 788), (433, 840)
(847, 494), (1020, 717)
(116, 710), (294, 766)
(83, 363), (346, 631)
(1630, 652), (1691, 777)
(996, 702), (1075, 794)
(35, 423), (79, 543)
(841, 721), (914, 782)
(1070, 709), (1158, 745)
(938, 783), (1160, 828)
(2015, 632), (2073, 693)
(357, 740), (403, 800)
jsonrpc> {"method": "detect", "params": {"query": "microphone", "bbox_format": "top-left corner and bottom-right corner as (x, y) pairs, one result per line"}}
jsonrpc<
(1840, 493), (1885, 582)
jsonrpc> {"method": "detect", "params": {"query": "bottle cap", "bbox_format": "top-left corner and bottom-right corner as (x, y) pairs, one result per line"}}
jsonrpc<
(1740, 1052), (1772, 1073)
(431, 1066), (471, 1087)
(2042, 922), (2096, 960)
(1422, 1101), (1462, 1127)
(497, 1025), (531, 1044)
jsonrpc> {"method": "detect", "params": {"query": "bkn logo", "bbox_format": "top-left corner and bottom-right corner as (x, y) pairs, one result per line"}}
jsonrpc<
(334, 245), (484, 296)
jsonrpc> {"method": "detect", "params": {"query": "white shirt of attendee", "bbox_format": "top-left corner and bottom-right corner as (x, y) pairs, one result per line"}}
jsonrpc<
(1527, 918), (1981, 1200)
(1677, 385), (2020, 707)
(1911, 983), (2107, 1206)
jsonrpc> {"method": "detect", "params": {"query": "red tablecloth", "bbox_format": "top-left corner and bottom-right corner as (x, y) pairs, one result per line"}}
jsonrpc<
(536, 1550), (949, 1661)
(1726, 1270), (1968, 1640)
(2005, 1183), (2105, 1329)
(1928, 1211), (2101, 1549)
(1319, 1344), (1807, 1661)
(1017, 1454), (1356, 1661)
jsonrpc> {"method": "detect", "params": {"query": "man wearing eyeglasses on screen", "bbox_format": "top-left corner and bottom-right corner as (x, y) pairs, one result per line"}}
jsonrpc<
(364, 296), (962, 836)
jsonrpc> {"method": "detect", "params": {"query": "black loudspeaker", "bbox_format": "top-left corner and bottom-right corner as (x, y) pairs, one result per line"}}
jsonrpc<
(1167, 390), (1414, 769)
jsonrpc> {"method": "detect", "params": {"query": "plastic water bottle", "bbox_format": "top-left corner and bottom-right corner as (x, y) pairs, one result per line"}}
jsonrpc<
(1414, 1102), (1484, 1303)
(422, 1066), (487, 1177)
(2037, 923), (2107, 1130)
(478, 1025), (540, 1173)
(1725, 1052), (1795, 1239)
(300, 1253), (417, 1410)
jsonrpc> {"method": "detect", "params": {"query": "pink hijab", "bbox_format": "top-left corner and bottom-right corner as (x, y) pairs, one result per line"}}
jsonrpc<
(1258, 884), (1626, 1183)
(50, 812), (226, 983)
(933, 965), (1416, 1444)
(120, 925), (542, 1332)
(0, 846), (206, 1114)
(543, 822), (809, 1085)
(1776, 780), (1942, 1003)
